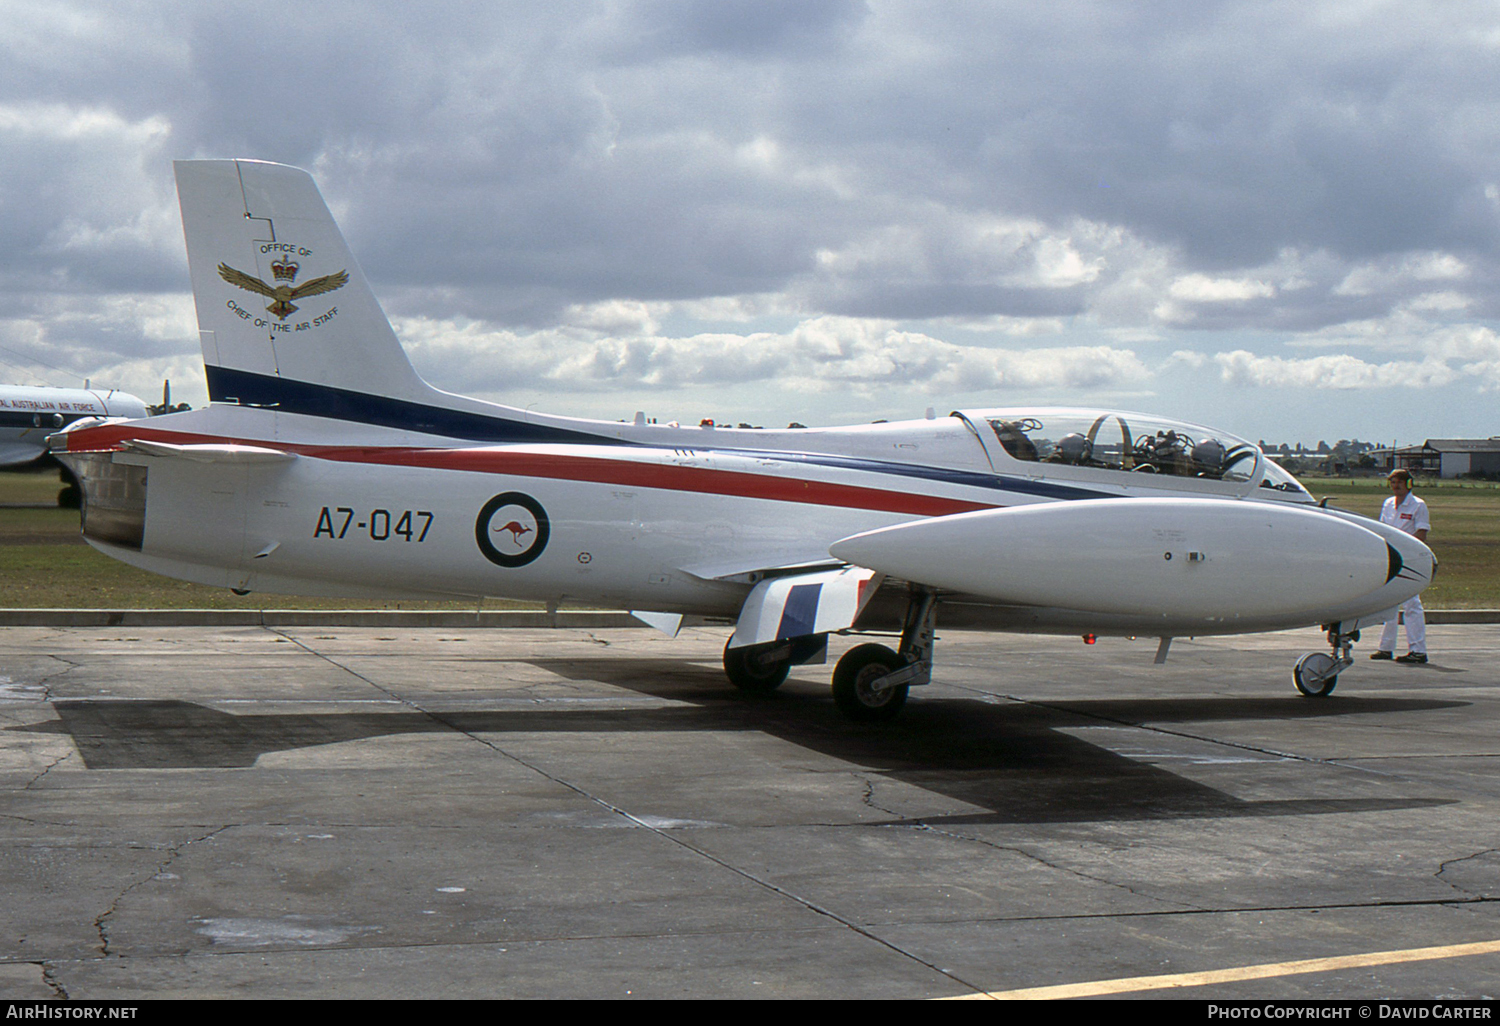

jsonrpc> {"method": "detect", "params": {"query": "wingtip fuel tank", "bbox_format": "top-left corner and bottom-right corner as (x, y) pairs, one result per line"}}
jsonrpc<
(829, 497), (1434, 633)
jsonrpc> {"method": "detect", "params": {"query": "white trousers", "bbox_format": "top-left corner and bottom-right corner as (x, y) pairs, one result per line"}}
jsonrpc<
(1378, 596), (1426, 655)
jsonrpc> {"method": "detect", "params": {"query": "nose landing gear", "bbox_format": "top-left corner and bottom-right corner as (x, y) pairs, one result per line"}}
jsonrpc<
(1293, 625), (1358, 698)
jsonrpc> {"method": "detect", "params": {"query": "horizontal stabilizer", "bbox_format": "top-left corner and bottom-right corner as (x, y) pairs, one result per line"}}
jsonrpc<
(728, 566), (882, 649)
(121, 440), (296, 464)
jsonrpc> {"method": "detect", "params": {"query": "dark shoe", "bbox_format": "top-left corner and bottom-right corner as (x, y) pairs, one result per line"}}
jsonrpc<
(1395, 652), (1428, 664)
(1369, 650), (1393, 660)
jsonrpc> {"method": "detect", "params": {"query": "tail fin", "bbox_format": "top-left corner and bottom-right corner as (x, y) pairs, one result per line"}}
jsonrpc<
(174, 159), (430, 405)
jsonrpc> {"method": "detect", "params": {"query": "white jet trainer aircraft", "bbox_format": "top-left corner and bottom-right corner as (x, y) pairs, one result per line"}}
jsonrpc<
(51, 160), (1435, 720)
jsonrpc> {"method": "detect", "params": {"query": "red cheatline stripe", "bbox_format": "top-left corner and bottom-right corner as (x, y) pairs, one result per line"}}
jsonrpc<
(320, 446), (993, 517)
(61, 425), (995, 518)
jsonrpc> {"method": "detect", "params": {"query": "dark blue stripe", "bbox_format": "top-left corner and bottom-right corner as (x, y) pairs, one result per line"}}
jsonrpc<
(0, 412), (90, 429)
(204, 365), (1112, 501)
(776, 583), (823, 639)
(205, 365), (625, 446)
(725, 449), (1110, 501)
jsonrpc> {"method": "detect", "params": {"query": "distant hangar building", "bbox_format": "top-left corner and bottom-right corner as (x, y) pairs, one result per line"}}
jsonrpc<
(1377, 438), (1500, 478)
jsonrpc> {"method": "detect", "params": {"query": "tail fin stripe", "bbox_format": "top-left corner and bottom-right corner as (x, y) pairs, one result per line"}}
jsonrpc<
(203, 366), (627, 447)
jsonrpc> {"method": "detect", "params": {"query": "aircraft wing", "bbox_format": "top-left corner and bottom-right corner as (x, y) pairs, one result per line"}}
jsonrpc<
(678, 555), (845, 583)
(0, 443), (45, 467)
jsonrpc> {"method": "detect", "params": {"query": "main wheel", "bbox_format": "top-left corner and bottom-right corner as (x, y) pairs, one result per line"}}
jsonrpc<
(1293, 652), (1339, 697)
(724, 640), (791, 693)
(832, 643), (908, 722)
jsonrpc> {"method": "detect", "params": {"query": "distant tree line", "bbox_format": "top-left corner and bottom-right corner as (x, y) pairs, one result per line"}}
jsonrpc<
(1258, 439), (1381, 476)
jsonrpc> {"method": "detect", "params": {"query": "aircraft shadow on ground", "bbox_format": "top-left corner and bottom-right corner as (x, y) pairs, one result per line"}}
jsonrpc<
(11, 656), (1462, 825)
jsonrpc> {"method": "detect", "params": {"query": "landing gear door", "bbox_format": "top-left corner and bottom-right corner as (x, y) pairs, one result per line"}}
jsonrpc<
(729, 567), (884, 649)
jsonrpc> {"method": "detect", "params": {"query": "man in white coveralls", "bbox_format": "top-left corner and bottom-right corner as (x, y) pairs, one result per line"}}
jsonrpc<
(1370, 468), (1431, 664)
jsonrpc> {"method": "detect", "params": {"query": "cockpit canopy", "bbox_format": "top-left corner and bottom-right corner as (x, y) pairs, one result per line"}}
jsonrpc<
(961, 409), (1313, 501)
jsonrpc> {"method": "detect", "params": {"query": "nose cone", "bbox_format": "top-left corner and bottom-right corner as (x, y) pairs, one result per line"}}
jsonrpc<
(1385, 530), (1435, 604)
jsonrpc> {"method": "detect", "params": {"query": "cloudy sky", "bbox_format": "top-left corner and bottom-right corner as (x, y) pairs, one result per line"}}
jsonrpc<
(3, 1), (1499, 445)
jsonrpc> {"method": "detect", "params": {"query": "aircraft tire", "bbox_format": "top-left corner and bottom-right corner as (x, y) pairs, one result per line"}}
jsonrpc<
(723, 640), (791, 693)
(1293, 652), (1339, 697)
(832, 643), (908, 722)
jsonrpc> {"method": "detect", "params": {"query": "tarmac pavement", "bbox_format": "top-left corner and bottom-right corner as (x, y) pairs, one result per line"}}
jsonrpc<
(1, 621), (1498, 999)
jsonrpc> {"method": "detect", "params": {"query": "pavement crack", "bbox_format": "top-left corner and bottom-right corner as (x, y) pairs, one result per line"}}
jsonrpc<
(1436, 849), (1500, 899)
(18, 653), (83, 705)
(22, 749), (72, 790)
(39, 962), (68, 999)
(922, 821), (1209, 914)
(40, 653), (82, 678)
(95, 826), (231, 958)
(853, 770), (905, 818)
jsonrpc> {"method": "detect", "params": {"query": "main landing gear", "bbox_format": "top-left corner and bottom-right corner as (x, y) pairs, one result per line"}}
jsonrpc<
(722, 635), (828, 694)
(1293, 625), (1358, 698)
(721, 587), (939, 722)
(830, 588), (937, 722)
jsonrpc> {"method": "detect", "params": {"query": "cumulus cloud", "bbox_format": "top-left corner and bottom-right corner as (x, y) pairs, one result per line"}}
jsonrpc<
(1334, 251), (1470, 297)
(1213, 349), (1459, 390)
(4, 2), (1500, 438)
(1462, 361), (1500, 392)
(0, 100), (179, 294)
(395, 313), (1149, 405)
(1162, 349), (1208, 369)
(1169, 275), (1276, 303)
(0, 291), (197, 400)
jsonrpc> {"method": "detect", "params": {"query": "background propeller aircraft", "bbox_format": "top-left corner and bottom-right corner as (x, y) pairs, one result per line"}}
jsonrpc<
(50, 160), (1435, 720)
(0, 384), (148, 469)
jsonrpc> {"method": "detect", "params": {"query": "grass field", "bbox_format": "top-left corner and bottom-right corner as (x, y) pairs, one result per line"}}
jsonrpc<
(0, 467), (1493, 609)
(0, 467), (519, 611)
(1300, 476), (1499, 610)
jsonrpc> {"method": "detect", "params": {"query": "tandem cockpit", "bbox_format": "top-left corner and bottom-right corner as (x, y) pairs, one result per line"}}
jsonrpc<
(953, 408), (1315, 503)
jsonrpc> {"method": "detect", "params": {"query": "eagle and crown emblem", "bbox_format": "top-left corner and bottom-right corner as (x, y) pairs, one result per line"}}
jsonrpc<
(218, 259), (349, 320)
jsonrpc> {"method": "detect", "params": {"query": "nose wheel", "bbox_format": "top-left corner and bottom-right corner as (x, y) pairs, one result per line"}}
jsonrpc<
(1293, 652), (1339, 697)
(1293, 626), (1358, 697)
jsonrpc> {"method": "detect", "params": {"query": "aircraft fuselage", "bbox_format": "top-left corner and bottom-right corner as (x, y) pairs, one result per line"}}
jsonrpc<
(57, 400), (1430, 640)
